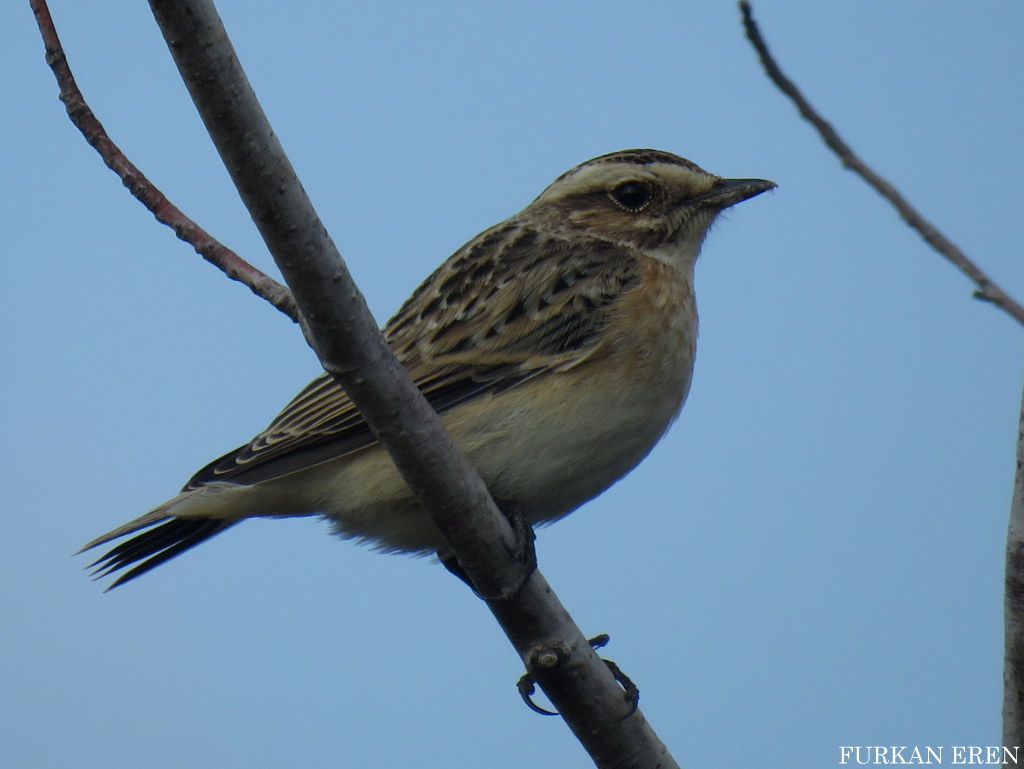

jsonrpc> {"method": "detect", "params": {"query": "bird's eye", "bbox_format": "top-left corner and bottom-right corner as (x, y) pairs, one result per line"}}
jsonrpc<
(609, 181), (651, 212)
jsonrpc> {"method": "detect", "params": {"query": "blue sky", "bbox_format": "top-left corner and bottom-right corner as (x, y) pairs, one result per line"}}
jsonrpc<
(4, 2), (1023, 767)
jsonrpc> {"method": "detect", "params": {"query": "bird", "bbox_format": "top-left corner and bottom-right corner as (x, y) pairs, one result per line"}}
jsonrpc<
(82, 149), (775, 590)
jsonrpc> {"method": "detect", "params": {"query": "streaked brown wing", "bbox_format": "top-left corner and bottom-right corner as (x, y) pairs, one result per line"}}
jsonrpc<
(186, 223), (641, 489)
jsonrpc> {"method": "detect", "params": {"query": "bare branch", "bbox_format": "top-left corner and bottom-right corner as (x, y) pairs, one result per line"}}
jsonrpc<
(46, 0), (688, 765)
(1005, 386), (1024, 745)
(739, 1), (1024, 329)
(739, 0), (1024, 745)
(30, 0), (299, 322)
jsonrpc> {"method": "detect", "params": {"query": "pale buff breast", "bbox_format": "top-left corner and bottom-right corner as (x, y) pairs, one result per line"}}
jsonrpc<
(464, 257), (698, 522)
(264, 257), (698, 553)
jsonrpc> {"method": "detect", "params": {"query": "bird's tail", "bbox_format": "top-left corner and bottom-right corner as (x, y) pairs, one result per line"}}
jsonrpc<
(78, 501), (235, 591)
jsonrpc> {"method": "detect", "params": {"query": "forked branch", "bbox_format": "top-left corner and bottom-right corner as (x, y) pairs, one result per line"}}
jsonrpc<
(32, 0), (680, 765)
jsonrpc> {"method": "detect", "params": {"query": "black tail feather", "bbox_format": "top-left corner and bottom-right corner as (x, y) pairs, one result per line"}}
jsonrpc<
(87, 517), (234, 590)
(87, 518), (193, 575)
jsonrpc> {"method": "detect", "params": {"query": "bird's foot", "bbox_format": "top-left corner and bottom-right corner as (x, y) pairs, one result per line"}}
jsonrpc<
(516, 634), (640, 718)
(440, 499), (536, 600)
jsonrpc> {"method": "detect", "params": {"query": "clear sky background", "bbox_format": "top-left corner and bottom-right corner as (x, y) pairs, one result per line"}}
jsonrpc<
(4, 2), (1023, 767)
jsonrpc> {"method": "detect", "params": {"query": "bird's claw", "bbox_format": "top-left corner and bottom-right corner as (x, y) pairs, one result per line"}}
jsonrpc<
(516, 634), (639, 719)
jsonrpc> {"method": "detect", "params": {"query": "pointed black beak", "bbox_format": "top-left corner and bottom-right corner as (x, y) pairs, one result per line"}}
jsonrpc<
(696, 177), (777, 209)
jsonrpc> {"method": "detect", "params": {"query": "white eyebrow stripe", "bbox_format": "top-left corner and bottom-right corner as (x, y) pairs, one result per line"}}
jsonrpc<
(537, 161), (711, 203)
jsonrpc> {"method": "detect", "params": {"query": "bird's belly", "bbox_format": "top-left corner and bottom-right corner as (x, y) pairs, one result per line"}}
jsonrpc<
(304, 345), (693, 554)
(306, 268), (697, 554)
(460, 364), (691, 524)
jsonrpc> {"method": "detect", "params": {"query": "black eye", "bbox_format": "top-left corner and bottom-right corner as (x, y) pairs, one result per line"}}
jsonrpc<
(609, 181), (651, 211)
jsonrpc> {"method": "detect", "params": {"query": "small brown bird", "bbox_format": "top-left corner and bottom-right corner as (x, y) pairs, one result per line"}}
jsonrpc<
(83, 149), (774, 589)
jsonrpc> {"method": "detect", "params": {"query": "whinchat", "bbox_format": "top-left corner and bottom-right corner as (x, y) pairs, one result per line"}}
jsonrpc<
(83, 149), (774, 589)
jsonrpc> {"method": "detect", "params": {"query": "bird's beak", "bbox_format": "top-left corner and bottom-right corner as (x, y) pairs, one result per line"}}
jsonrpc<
(696, 177), (777, 209)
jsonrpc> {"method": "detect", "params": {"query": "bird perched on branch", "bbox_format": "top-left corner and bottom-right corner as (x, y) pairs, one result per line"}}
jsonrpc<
(82, 149), (774, 589)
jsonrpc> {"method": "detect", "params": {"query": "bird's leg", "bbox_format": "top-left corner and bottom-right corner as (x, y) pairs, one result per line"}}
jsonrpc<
(440, 499), (537, 599)
(496, 499), (537, 580)
(440, 553), (473, 589)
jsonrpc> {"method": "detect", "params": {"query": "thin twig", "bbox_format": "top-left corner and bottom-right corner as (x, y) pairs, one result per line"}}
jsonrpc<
(740, 0), (1024, 745)
(30, 0), (299, 322)
(739, 0), (1024, 329)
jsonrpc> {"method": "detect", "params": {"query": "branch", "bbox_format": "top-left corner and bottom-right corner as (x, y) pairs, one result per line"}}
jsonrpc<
(738, 0), (1024, 745)
(1005, 385), (1024, 745)
(29, 0), (681, 765)
(739, 1), (1024, 329)
(30, 0), (299, 322)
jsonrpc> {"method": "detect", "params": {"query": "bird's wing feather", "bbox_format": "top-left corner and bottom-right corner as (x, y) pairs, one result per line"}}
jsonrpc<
(186, 223), (641, 489)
